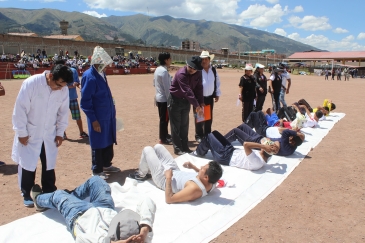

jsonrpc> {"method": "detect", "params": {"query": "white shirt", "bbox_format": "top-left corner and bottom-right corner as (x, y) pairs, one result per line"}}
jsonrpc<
(11, 72), (69, 171)
(75, 196), (156, 243)
(303, 113), (318, 128)
(229, 149), (265, 171)
(281, 71), (291, 88)
(202, 66), (222, 97)
(265, 127), (282, 139)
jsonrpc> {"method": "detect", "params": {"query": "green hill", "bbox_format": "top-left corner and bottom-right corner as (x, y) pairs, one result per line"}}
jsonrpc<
(0, 8), (318, 54)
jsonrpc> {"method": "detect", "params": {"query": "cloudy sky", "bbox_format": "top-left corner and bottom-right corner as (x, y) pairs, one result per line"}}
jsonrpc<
(1, 0), (364, 51)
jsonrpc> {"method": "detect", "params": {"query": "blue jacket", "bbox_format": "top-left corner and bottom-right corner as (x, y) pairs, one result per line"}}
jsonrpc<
(80, 66), (116, 149)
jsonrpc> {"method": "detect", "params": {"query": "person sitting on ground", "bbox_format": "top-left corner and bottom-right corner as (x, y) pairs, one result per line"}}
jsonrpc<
(193, 130), (277, 171)
(292, 103), (323, 128)
(129, 144), (222, 204)
(225, 123), (304, 157)
(30, 176), (155, 243)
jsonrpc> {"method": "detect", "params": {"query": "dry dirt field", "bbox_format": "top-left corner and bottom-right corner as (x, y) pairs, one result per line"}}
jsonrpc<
(0, 69), (364, 242)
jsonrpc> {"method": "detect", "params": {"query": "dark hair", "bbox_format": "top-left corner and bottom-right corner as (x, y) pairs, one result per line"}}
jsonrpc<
(315, 110), (324, 119)
(158, 52), (171, 65)
(293, 136), (303, 147)
(55, 60), (66, 65)
(205, 161), (223, 184)
(50, 64), (73, 84)
(263, 151), (272, 158)
(323, 106), (329, 112)
(331, 103), (336, 110)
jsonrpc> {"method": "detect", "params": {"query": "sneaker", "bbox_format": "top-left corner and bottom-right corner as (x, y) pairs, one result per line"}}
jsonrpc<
(190, 150), (205, 158)
(159, 138), (172, 145)
(0, 161), (5, 167)
(80, 132), (89, 138)
(128, 171), (151, 181)
(23, 197), (34, 208)
(30, 184), (46, 212)
(103, 165), (121, 173)
(92, 172), (109, 180)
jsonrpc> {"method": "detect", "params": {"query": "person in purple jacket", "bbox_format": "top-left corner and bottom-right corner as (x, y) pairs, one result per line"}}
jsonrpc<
(168, 56), (204, 155)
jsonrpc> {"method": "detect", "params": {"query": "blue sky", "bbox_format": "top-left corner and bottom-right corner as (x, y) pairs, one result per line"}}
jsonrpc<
(1, 0), (364, 51)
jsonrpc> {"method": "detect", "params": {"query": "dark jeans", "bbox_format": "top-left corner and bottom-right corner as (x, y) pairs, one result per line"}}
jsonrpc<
(157, 102), (169, 140)
(168, 94), (191, 152)
(272, 92), (280, 111)
(224, 123), (263, 144)
(242, 99), (254, 122)
(196, 131), (235, 165)
(245, 111), (268, 137)
(20, 143), (56, 198)
(255, 94), (266, 111)
(92, 144), (113, 173)
(194, 95), (214, 139)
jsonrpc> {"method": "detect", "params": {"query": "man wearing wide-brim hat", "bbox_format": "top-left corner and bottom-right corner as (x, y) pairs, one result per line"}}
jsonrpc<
(193, 51), (221, 143)
(168, 56), (204, 155)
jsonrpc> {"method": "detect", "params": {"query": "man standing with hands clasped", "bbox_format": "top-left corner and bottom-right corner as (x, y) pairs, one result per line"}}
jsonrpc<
(168, 56), (204, 155)
(12, 64), (73, 207)
(81, 46), (120, 180)
(194, 51), (221, 143)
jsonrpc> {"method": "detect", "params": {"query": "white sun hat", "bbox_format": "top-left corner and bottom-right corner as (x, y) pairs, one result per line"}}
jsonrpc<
(255, 63), (265, 68)
(199, 50), (215, 61)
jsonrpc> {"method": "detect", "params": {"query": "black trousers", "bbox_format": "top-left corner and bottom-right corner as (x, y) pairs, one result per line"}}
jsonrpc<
(245, 111), (269, 137)
(168, 94), (191, 153)
(194, 95), (214, 139)
(20, 143), (56, 198)
(255, 94), (266, 112)
(157, 102), (169, 140)
(92, 144), (114, 173)
(272, 92), (280, 111)
(242, 99), (254, 122)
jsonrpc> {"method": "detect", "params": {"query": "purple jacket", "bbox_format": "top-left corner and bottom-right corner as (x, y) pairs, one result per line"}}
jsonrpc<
(169, 66), (203, 108)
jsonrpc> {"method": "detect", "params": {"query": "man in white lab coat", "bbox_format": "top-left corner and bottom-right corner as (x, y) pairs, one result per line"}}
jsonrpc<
(12, 64), (73, 207)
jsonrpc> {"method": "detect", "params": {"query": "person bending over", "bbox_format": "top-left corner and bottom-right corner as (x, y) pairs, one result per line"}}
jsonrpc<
(194, 131), (277, 171)
(225, 123), (304, 156)
(129, 144), (222, 204)
(30, 176), (155, 243)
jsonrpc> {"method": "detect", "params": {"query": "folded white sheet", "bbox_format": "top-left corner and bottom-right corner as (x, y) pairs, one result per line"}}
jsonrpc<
(0, 113), (345, 243)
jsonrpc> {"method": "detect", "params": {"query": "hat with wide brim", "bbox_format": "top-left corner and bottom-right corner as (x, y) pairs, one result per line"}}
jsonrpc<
(255, 63), (265, 68)
(199, 51), (214, 61)
(244, 64), (254, 71)
(187, 56), (203, 71)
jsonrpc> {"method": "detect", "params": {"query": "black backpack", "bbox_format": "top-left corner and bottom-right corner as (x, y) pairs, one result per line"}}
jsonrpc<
(277, 106), (296, 122)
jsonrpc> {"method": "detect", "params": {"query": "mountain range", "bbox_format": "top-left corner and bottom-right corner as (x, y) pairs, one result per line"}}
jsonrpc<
(0, 8), (318, 55)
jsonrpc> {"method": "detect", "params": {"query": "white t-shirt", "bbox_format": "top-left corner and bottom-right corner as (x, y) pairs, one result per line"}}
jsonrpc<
(281, 71), (291, 87)
(303, 113), (318, 128)
(229, 149), (265, 171)
(265, 127), (281, 139)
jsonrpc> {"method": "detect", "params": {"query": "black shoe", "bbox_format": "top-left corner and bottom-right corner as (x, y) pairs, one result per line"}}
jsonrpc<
(159, 138), (172, 145)
(183, 148), (193, 153)
(166, 134), (172, 139)
(128, 172), (151, 181)
(174, 150), (185, 155)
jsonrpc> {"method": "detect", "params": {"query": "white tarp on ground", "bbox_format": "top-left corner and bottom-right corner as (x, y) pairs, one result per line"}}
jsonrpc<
(0, 113), (345, 243)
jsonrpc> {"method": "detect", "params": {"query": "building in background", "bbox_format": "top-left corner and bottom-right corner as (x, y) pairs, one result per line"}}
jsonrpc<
(181, 39), (200, 51)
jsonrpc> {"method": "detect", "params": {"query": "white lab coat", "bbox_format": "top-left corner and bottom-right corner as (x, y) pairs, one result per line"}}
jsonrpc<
(12, 71), (69, 171)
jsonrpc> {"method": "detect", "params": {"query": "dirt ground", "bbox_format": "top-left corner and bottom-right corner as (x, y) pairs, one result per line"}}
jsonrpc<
(0, 69), (364, 242)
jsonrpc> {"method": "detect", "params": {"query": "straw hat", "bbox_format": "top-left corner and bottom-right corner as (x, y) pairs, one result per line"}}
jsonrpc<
(199, 51), (215, 61)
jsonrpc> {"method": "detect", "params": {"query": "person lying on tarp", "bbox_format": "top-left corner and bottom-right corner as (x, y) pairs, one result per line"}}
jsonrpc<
(192, 130), (277, 171)
(224, 123), (304, 157)
(292, 103), (323, 128)
(129, 144), (222, 204)
(30, 176), (156, 243)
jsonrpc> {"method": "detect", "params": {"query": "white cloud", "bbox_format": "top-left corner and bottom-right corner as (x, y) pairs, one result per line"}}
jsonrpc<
(293, 5), (303, 12)
(358, 33), (365, 40)
(83, 11), (107, 18)
(239, 4), (288, 27)
(266, 0), (279, 4)
(333, 27), (348, 34)
(274, 28), (286, 36)
(288, 15), (331, 31)
(288, 32), (365, 51)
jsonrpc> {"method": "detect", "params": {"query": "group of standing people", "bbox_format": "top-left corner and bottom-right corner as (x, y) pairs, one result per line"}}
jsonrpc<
(153, 51), (221, 155)
(239, 63), (291, 122)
